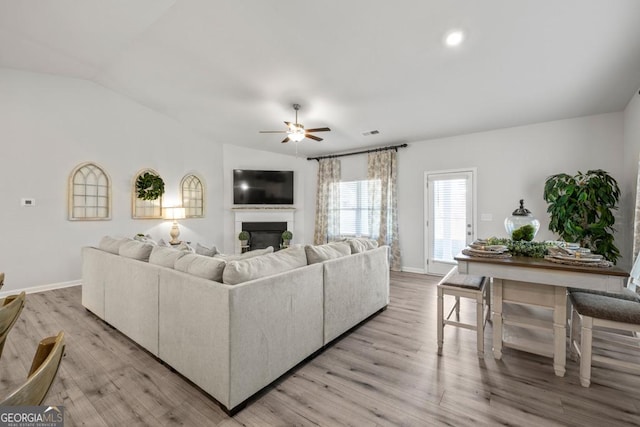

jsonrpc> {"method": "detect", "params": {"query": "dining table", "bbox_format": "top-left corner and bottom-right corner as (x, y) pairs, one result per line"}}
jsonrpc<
(454, 252), (628, 377)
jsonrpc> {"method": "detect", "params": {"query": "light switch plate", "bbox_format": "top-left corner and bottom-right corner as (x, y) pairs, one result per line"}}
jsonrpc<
(480, 213), (493, 221)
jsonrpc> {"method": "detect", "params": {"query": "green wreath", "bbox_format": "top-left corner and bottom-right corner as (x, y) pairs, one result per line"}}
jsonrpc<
(136, 172), (165, 200)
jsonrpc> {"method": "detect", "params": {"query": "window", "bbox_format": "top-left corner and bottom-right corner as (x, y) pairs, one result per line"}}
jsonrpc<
(337, 180), (378, 237)
(68, 162), (111, 220)
(181, 174), (204, 218)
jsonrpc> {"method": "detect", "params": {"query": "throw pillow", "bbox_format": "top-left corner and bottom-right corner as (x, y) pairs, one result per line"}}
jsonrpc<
(222, 246), (307, 285)
(119, 240), (154, 261)
(305, 242), (351, 264)
(98, 236), (132, 255)
(157, 239), (170, 247)
(149, 245), (187, 268)
(175, 242), (194, 252)
(195, 243), (219, 257)
(174, 254), (227, 282)
(215, 246), (274, 261)
(347, 237), (379, 254)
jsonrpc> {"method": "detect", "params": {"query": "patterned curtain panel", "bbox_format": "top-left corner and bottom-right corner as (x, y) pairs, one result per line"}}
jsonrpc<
(633, 157), (640, 261)
(313, 158), (341, 244)
(368, 150), (401, 271)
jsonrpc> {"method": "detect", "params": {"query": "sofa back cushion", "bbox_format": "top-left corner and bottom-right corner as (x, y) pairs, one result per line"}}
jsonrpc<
(346, 238), (379, 254)
(223, 246), (307, 285)
(119, 240), (154, 261)
(174, 254), (227, 282)
(305, 242), (351, 265)
(149, 246), (187, 268)
(98, 236), (132, 255)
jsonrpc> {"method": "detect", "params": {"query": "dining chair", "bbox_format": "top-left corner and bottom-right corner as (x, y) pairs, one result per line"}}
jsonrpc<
(1, 331), (65, 405)
(568, 254), (640, 387)
(0, 291), (26, 360)
(437, 266), (490, 357)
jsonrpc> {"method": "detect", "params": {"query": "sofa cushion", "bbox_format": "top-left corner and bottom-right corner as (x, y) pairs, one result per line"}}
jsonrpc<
(195, 243), (219, 257)
(347, 238), (379, 254)
(119, 240), (154, 261)
(174, 254), (227, 282)
(223, 246), (307, 285)
(149, 246), (187, 268)
(98, 236), (132, 255)
(305, 242), (351, 265)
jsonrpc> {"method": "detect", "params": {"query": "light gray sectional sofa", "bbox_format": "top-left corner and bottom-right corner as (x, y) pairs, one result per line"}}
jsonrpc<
(81, 238), (389, 413)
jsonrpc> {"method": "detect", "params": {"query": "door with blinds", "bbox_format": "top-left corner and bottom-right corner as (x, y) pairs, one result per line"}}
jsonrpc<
(425, 170), (475, 275)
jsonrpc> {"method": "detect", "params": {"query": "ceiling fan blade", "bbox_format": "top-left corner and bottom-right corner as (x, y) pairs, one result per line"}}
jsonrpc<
(306, 134), (323, 142)
(306, 127), (331, 132)
(259, 130), (288, 133)
(281, 137), (290, 143)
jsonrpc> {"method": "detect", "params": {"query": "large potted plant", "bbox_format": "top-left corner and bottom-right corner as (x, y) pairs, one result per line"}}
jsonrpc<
(543, 169), (620, 263)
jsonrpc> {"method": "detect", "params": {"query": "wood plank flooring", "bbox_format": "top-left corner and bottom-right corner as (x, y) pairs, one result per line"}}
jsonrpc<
(1, 272), (639, 426)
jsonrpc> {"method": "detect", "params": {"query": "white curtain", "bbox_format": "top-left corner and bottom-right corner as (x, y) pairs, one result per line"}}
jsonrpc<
(368, 150), (401, 271)
(314, 158), (341, 244)
(633, 155), (640, 261)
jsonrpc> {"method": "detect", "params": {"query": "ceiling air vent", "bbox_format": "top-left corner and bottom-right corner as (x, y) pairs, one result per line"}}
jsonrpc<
(362, 130), (380, 136)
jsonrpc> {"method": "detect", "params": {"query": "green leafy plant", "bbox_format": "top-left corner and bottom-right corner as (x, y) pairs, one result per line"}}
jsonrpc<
(486, 237), (552, 258)
(543, 169), (620, 263)
(136, 172), (165, 201)
(238, 231), (250, 241)
(281, 230), (293, 241)
(511, 224), (535, 242)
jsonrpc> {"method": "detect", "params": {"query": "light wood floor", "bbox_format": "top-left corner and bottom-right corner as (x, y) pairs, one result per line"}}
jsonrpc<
(1, 272), (640, 426)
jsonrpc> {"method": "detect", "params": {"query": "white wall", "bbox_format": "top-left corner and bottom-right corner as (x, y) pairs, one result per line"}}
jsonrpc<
(0, 69), (225, 293)
(221, 144), (317, 253)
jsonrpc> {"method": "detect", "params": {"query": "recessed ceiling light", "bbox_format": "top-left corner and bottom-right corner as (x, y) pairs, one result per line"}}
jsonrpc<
(444, 30), (465, 47)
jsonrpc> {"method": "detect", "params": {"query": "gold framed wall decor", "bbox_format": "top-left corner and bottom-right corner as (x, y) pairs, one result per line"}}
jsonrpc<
(180, 173), (205, 218)
(68, 162), (112, 221)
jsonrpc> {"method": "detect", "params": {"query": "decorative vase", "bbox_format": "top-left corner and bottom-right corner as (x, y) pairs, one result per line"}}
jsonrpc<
(504, 199), (540, 240)
(240, 239), (248, 246)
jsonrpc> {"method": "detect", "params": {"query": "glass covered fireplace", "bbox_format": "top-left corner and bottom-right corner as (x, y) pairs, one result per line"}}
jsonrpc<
(242, 222), (287, 251)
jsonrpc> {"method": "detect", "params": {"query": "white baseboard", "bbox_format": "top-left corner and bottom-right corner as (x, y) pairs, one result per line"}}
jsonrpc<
(0, 279), (81, 298)
(400, 266), (426, 274)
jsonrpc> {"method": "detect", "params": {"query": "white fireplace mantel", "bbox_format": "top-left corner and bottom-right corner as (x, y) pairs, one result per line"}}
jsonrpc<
(233, 208), (295, 253)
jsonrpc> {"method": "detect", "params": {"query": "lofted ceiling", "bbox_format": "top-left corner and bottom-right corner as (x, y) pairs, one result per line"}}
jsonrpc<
(1, 1), (640, 157)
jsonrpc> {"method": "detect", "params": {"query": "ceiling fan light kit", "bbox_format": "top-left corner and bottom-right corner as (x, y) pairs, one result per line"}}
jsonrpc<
(260, 104), (330, 143)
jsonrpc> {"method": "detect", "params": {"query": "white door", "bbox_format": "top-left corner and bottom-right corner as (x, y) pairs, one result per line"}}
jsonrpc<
(425, 170), (475, 275)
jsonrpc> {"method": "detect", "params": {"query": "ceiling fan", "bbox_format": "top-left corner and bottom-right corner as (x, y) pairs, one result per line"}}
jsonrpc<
(259, 104), (331, 143)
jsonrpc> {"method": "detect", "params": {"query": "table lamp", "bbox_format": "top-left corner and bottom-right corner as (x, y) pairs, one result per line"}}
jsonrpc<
(163, 207), (186, 244)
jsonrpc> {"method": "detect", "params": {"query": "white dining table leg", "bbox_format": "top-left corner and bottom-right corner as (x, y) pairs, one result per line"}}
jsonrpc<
(553, 286), (567, 377)
(492, 277), (503, 359)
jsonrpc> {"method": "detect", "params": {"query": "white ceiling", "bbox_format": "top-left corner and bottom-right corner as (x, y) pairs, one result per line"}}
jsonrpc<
(1, 0), (640, 157)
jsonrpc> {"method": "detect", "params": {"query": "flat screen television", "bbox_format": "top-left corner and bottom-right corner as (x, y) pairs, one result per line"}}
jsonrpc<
(233, 169), (294, 205)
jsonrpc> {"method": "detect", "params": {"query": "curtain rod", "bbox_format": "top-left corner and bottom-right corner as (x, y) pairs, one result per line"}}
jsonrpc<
(306, 143), (408, 161)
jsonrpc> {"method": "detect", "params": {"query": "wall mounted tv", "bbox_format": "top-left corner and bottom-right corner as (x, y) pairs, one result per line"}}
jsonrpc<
(233, 169), (294, 205)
